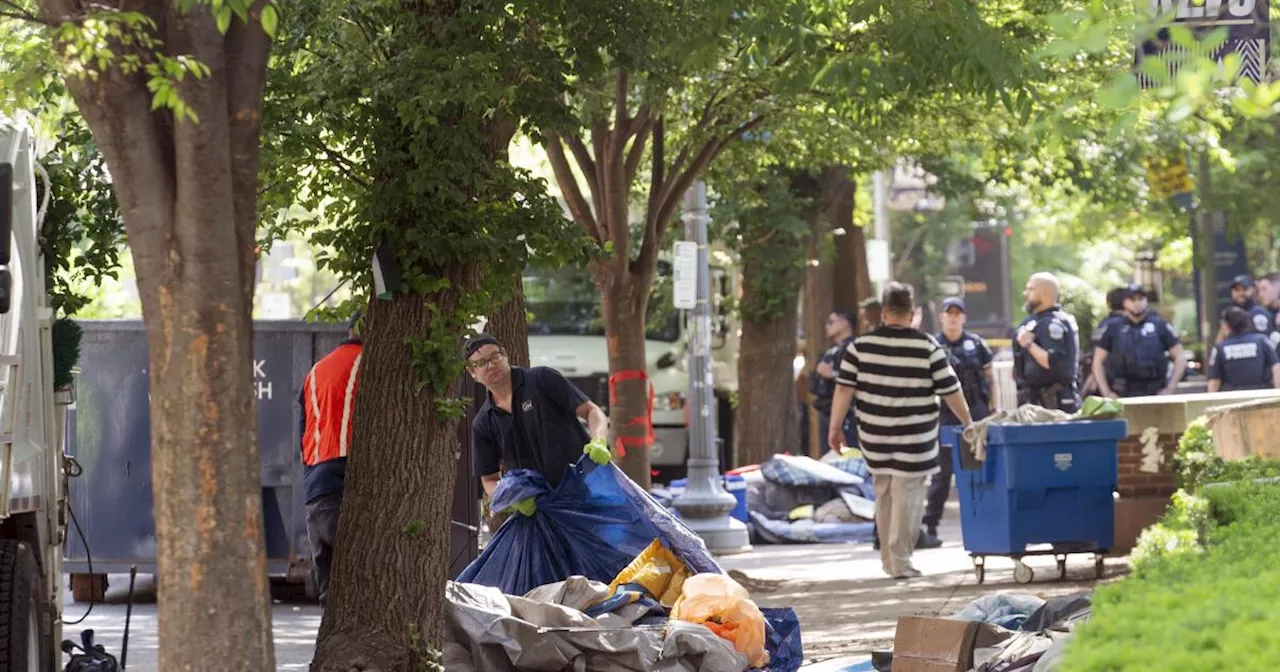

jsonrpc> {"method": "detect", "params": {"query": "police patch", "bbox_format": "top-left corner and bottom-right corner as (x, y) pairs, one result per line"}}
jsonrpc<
(1256, 314), (1270, 332)
(964, 340), (977, 352)
(1048, 322), (1066, 340)
(1092, 325), (1108, 341)
(1141, 323), (1156, 336)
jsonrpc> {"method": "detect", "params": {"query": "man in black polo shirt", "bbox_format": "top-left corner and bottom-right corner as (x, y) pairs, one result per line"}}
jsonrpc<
(466, 335), (611, 501)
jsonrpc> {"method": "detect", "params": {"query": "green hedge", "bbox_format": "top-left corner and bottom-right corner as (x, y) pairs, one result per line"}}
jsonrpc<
(1060, 419), (1280, 671)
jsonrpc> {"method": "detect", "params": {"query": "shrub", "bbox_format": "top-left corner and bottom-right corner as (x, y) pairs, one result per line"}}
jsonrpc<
(1061, 481), (1280, 671)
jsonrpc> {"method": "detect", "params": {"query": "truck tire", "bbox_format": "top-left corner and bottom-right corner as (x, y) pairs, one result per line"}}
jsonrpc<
(68, 574), (106, 604)
(0, 540), (45, 672)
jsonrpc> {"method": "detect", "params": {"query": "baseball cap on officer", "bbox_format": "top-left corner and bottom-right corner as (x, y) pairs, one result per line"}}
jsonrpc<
(1231, 275), (1254, 289)
(941, 297), (966, 313)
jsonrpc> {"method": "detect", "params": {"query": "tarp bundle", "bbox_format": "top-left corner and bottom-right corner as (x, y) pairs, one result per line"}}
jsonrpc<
(458, 457), (722, 597)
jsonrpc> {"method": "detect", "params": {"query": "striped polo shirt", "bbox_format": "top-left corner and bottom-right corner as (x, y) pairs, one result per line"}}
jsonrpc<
(836, 325), (961, 477)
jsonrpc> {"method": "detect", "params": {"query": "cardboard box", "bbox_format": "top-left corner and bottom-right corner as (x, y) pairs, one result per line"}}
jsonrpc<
(1113, 496), (1172, 553)
(892, 616), (1011, 672)
(1206, 398), (1280, 461)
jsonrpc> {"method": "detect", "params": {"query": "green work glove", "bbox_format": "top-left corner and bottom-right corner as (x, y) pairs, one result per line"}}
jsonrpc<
(584, 437), (612, 466)
(512, 497), (537, 517)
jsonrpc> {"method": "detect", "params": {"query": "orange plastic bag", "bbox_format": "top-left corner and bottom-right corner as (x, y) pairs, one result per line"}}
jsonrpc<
(671, 573), (768, 668)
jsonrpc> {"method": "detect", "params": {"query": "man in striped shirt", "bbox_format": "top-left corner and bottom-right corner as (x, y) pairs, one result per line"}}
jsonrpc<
(826, 283), (973, 579)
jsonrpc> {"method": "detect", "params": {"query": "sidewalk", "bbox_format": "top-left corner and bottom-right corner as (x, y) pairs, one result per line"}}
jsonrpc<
(719, 499), (1129, 668)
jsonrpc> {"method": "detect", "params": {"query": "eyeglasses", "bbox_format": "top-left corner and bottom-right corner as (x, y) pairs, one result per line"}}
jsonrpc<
(466, 350), (505, 371)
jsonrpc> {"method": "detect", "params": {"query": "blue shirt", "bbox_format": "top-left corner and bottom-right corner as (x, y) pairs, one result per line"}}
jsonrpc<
(1208, 333), (1279, 391)
(472, 366), (592, 486)
(935, 331), (993, 426)
(1012, 305), (1080, 391)
(1095, 311), (1179, 383)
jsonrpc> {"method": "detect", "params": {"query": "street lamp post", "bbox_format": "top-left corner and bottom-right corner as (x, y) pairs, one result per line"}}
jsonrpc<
(671, 181), (751, 554)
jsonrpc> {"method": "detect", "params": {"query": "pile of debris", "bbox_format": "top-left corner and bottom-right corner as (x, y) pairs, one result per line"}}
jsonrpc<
(741, 453), (878, 545)
(874, 591), (1094, 672)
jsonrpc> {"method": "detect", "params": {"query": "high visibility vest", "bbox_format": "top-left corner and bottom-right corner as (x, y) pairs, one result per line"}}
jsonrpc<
(301, 342), (363, 466)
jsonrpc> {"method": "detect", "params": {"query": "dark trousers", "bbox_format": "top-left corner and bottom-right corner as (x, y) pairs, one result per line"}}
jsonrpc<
(817, 410), (856, 453)
(306, 493), (343, 607)
(923, 442), (954, 531)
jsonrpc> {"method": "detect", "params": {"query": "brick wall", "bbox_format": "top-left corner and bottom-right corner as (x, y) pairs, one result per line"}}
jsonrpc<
(1116, 431), (1180, 498)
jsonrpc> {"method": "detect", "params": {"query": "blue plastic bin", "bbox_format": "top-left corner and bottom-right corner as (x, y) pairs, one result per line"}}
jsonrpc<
(940, 420), (1127, 583)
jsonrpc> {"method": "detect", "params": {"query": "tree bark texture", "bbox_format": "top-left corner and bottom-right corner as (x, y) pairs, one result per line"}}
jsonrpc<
(734, 274), (801, 466)
(600, 276), (654, 490)
(39, 2), (276, 669)
(311, 284), (474, 672)
(488, 275), (530, 368)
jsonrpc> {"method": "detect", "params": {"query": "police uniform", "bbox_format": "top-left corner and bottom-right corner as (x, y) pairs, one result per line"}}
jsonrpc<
(1012, 305), (1081, 412)
(1238, 299), (1280, 352)
(1208, 332), (1279, 391)
(1096, 311), (1178, 397)
(924, 329), (993, 534)
(810, 336), (856, 449)
(297, 336), (364, 607)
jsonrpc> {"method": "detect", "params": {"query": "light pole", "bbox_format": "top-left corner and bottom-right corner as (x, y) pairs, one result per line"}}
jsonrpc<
(671, 181), (751, 554)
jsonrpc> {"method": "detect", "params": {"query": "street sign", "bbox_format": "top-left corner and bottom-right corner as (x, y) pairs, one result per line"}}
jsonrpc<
(865, 239), (890, 283)
(1136, 0), (1270, 87)
(1145, 151), (1194, 202)
(672, 241), (697, 310)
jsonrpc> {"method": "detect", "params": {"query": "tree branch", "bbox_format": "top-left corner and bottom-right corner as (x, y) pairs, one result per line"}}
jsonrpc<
(545, 133), (602, 244)
(565, 133), (605, 229)
(623, 105), (653, 184)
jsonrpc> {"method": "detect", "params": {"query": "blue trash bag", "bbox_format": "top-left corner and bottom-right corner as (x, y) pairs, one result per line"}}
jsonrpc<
(760, 607), (803, 672)
(458, 456), (722, 596)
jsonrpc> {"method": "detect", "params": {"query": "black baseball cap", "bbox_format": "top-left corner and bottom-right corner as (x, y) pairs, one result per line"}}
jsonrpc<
(1231, 275), (1254, 289)
(941, 297), (966, 313)
(1120, 283), (1145, 299)
(463, 334), (500, 359)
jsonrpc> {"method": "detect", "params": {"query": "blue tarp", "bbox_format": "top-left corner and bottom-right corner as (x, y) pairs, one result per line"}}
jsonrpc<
(458, 457), (722, 596)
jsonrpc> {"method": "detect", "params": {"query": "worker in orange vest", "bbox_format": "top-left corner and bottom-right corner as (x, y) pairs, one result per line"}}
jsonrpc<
(297, 310), (363, 607)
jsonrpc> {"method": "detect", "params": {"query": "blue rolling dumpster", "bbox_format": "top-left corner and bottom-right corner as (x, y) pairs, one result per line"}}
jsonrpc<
(941, 419), (1127, 585)
(63, 319), (481, 602)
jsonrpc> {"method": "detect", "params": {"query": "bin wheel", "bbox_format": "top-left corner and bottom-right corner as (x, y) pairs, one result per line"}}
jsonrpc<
(1095, 555), (1105, 579)
(1056, 555), (1067, 581)
(973, 557), (985, 585)
(1013, 561), (1034, 585)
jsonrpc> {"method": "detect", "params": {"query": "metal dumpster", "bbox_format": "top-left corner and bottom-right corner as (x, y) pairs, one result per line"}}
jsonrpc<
(941, 420), (1127, 585)
(64, 319), (480, 599)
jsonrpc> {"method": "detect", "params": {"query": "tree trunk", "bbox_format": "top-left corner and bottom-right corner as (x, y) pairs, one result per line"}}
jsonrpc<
(311, 285), (472, 671)
(40, 3), (276, 669)
(488, 275), (530, 367)
(831, 181), (872, 321)
(600, 277), (653, 490)
(735, 281), (801, 466)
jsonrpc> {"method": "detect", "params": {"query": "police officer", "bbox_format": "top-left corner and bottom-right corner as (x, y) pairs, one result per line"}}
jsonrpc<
(1207, 307), (1280, 392)
(1083, 287), (1128, 396)
(810, 309), (857, 452)
(924, 297), (993, 541)
(1224, 275), (1280, 351)
(467, 335), (611, 498)
(297, 310), (363, 608)
(1091, 285), (1186, 398)
(1012, 272), (1081, 412)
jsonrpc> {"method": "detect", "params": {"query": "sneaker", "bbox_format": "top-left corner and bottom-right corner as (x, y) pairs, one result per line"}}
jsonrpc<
(916, 531), (943, 550)
(893, 568), (923, 580)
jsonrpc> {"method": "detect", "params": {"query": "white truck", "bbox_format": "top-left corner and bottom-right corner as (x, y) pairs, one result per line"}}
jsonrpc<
(523, 256), (740, 481)
(1, 116), (76, 670)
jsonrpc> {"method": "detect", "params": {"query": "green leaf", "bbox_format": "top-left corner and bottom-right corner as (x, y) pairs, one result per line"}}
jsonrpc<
(261, 4), (278, 38)
(215, 5), (233, 34)
(1097, 74), (1140, 110)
